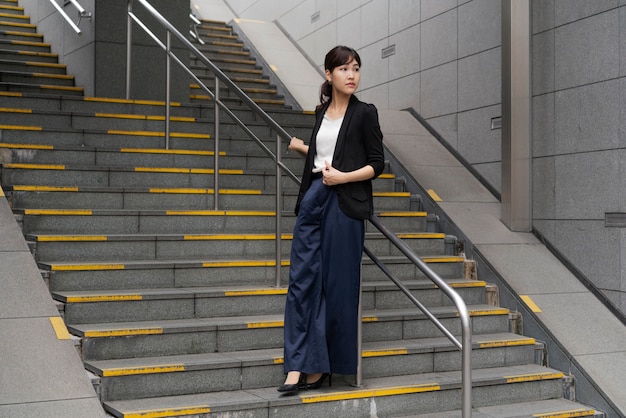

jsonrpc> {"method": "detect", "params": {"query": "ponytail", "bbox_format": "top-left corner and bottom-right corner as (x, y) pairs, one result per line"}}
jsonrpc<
(318, 80), (333, 109)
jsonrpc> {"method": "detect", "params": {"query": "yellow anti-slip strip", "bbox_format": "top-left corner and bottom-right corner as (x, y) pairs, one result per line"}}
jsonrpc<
(121, 147), (221, 156)
(49, 316), (71, 340)
(422, 256), (464, 263)
(378, 211), (427, 217)
(521, 295), (542, 313)
(373, 191), (410, 197)
(96, 112), (195, 122)
(0, 91), (23, 97)
(64, 294), (143, 303)
(0, 107), (32, 113)
(36, 235), (107, 242)
(33, 72), (73, 80)
(166, 210), (275, 216)
(12, 40), (50, 48)
(0, 124), (42, 131)
(301, 383), (440, 404)
(123, 405), (211, 418)
(83, 328), (163, 338)
(184, 233), (291, 241)
(23, 209), (92, 215)
(13, 186), (78, 192)
(41, 85), (83, 92)
(0, 143), (52, 149)
(533, 408), (596, 417)
(108, 129), (210, 139)
(224, 288), (287, 296)
(505, 371), (564, 384)
(51, 263), (125, 271)
(136, 167), (242, 174)
(85, 96), (181, 107)
(247, 320), (283, 328)
(102, 364), (185, 377)
(150, 187), (259, 195)
(362, 348), (408, 358)
(478, 337), (535, 348)
(396, 233), (445, 239)
(3, 163), (65, 170)
(202, 260), (289, 268)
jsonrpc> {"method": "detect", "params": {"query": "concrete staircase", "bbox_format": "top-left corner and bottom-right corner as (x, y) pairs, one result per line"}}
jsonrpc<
(0, 5), (603, 417)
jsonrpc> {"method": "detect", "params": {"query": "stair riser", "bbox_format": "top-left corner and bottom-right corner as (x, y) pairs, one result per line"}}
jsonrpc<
(9, 181), (393, 211)
(0, 83), (82, 96)
(21, 213), (427, 235)
(47, 255), (454, 292)
(0, 146), (307, 173)
(0, 130), (308, 153)
(0, 112), (309, 139)
(61, 286), (486, 324)
(0, 51), (58, 63)
(0, 73), (74, 86)
(0, 24), (36, 33)
(94, 344), (536, 402)
(0, 40), (49, 52)
(34, 234), (443, 262)
(270, 380), (563, 418)
(78, 313), (508, 361)
(194, 75), (272, 90)
(190, 59), (258, 72)
(0, 14), (30, 24)
(0, 60), (64, 73)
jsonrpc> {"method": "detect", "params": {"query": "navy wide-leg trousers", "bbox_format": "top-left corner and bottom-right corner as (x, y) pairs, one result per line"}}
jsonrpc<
(283, 177), (365, 375)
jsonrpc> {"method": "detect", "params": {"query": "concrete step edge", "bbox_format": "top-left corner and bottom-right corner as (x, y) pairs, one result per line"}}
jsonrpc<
(101, 364), (565, 418)
(67, 304), (508, 338)
(51, 278), (484, 303)
(38, 254), (463, 273)
(84, 332), (535, 378)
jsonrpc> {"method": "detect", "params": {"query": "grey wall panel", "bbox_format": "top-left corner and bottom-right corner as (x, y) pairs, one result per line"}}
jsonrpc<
(458, 0), (501, 58)
(458, 48), (501, 112)
(420, 61), (458, 119)
(554, 10), (619, 90)
(420, 10), (457, 70)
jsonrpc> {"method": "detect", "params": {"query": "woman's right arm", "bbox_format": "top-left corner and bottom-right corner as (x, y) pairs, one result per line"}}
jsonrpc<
(288, 137), (309, 157)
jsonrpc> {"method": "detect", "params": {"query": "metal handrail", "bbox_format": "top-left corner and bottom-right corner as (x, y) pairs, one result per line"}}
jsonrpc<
(367, 215), (472, 416)
(125, 2), (472, 415)
(49, 0), (91, 34)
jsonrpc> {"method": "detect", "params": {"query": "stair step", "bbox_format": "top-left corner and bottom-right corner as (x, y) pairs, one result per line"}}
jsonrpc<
(52, 279), (486, 319)
(406, 399), (601, 418)
(67, 304), (508, 358)
(0, 48), (58, 63)
(85, 333), (535, 402)
(101, 364), (566, 417)
(30, 231), (447, 262)
(17, 208), (429, 235)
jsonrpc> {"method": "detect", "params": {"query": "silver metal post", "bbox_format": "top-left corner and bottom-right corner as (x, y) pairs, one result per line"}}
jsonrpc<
(126, 0), (133, 100)
(355, 258), (363, 387)
(213, 78), (220, 210)
(275, 134), (282, 288)
(165, 31), (171, 149)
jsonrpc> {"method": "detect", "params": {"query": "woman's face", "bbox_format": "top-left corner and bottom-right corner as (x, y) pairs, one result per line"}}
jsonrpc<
(326, 57), (360, 97)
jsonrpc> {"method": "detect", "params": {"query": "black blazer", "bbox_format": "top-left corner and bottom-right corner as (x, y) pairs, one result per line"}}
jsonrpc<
(295, 95), (385, 220)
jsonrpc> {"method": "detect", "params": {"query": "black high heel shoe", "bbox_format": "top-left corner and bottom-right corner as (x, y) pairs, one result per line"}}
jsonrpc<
(277, 372), (304, 395)
(302, 373), (331, 390)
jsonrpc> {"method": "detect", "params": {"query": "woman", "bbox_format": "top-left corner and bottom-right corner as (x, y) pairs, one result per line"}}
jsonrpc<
(278, 45), (385, 394)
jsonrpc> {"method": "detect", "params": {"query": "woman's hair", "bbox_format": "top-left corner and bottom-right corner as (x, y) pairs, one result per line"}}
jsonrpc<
(319, 45), (361, 107)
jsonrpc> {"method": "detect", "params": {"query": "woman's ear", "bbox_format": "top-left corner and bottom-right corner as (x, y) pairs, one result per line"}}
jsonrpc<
(325, 69), (332, 83)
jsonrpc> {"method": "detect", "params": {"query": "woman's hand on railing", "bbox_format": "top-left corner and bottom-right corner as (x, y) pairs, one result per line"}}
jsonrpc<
(288, 137), (308, 157)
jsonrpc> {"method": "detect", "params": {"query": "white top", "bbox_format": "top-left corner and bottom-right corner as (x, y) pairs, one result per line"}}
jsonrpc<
(313, 114), (343, 173)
